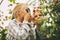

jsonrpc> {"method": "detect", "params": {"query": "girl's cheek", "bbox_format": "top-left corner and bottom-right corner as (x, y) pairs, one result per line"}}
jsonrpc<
(35, 18), (38, 20)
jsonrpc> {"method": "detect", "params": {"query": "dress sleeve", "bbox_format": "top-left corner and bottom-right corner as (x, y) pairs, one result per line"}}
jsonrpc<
(7, 22), (18, 40)
(19, 23), (36, 40)
(17, 24), (31, 40)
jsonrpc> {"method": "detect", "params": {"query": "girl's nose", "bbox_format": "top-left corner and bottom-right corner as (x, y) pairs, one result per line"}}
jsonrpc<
(37, 16), (40, 19)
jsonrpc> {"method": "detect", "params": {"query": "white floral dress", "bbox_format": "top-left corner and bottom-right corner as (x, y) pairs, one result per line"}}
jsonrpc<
(7, 19), (36, 40)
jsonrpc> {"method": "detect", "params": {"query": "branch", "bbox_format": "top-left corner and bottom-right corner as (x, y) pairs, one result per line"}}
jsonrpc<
(0, 0), (4, 5)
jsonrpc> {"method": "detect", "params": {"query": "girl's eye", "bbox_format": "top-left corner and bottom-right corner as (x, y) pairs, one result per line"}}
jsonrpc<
(39, 14), (42, 16)
(34, 15), (37, 18)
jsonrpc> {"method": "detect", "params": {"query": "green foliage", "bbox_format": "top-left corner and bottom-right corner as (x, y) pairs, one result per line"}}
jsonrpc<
(53, 0), (60, 13)
(0, 29), (7, 40)
(9, 9), (12, 14)
(8, 16), (12, 19)
(9, 0), (15, 3)
(53, 3), (60, 13)
(36, 19), (44, 25)
(38, 0), (60, 40)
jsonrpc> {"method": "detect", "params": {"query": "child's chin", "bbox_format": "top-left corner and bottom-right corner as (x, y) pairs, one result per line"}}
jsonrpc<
(36, 19), (43, 25)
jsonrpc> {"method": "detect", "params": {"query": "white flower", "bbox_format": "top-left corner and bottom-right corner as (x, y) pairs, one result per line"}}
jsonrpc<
(46, 23), (51, 26)
(49, 18), (53, 22)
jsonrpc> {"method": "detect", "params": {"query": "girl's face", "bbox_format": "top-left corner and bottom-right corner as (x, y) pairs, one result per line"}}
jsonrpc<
(34, 12), (43, 20)
(33, 11), (44, 25)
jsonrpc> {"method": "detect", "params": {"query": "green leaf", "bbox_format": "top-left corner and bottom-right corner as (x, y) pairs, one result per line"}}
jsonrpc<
(9, 0), (15, 3)
(9, 9), (12, 14)
(51, 22), (56, 28)
(0, 29), (7, 40)
(8, 16), (12, 19)
(41, 5), (46, 9)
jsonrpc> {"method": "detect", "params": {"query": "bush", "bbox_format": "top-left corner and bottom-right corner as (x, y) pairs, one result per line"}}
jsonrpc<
(0, 29), (7, 40)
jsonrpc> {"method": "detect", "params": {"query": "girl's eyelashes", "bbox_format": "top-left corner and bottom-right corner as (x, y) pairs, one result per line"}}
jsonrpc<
(34, 14), (43, 18)
(34, 15), (37, 18)
(26, 8), (30, 13)
(39, 14), (43, 16)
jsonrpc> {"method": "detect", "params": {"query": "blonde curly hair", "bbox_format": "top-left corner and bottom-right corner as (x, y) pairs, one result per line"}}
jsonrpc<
(12, 3), (28, 19)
